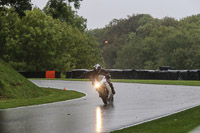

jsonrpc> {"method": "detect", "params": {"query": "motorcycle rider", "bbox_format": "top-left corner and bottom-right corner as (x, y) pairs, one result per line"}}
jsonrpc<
(90, 64), (116, 95)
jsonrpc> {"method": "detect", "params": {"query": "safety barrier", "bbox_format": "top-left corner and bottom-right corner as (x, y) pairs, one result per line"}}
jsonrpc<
(65, 69), (200, 80)
(19, 71), (60, 78)
(19, 69), (200, 80)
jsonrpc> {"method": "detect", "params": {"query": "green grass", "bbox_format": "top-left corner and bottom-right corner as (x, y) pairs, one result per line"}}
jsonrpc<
(0, 59), (47, 99)
(0, 59), (85, 109)
(0, 88), (85, 109)
(112, 105), (200, 133)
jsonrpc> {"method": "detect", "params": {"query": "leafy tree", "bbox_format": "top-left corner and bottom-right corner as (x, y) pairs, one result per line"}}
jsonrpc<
(5, 9), (63, 71)
(0, 7), (20, 58)
(92, 13), (200, 69)
(93, 14), (154, 68)
(0, 0), (32, 17)
(71, 31), (104, 69)
(114, 33), (143, 69)
(161, 17), (178, 27)
(1, 8), (103, 72)
(68, 0), (82, 9)
(43, 0), (86, 31)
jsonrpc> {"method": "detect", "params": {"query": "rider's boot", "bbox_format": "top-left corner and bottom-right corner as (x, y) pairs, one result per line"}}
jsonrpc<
(107, 80), (116, 95)
(110, 84), (115, 95)
(111, 87), (115, 95)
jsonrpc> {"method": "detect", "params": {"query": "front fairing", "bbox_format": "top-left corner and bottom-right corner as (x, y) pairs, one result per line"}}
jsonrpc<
(95, 81), (106, 91)
(94, 75), (107, 91)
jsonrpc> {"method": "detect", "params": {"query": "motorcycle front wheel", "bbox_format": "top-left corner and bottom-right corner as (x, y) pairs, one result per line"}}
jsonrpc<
(100, 87), (109, 105)
(109, 96), (114, 103)
(101, 97), (107, 105)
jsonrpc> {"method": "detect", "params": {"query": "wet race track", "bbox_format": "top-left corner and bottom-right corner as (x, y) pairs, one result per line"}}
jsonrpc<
(1, 80), (200, 133)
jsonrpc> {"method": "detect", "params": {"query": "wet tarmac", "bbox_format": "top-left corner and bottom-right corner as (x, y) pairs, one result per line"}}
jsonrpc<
(1, 80), (200, 133)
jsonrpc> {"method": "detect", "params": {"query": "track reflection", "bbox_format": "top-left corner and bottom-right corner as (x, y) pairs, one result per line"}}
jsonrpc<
(95, 107), (102, 133)
(95, 104), (115, 133)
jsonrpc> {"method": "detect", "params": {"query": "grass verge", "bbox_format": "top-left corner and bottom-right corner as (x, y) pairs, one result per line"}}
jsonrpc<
(112, 105), (200, 133)
(0, 59), (85, 109)
(0, 87), (85, 109)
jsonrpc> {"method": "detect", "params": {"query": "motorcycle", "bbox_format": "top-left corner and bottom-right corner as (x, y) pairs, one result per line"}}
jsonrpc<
(93, 75), (114, 105)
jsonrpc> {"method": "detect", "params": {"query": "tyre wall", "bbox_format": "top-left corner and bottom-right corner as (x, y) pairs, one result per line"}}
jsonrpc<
(19, 71), (60, 78)
(65, 69), (200, 80)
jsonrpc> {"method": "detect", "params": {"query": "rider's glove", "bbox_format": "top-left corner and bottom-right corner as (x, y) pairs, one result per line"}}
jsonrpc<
(106, 74), (111, 79)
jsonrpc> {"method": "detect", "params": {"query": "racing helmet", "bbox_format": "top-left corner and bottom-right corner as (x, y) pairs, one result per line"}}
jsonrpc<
(94, 64), (101, 71)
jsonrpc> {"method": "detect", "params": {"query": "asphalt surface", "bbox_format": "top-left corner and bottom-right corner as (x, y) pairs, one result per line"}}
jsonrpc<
(1, 80), (200, 133)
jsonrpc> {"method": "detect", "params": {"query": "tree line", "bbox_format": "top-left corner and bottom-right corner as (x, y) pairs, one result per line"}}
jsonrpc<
(90, 14), (200, 70)
(0, 0), (104, 72)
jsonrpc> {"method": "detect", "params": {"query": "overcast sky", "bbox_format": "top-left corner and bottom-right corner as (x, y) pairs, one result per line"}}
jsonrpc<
(31, 0), (200, 29)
